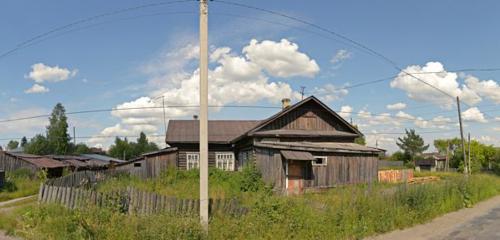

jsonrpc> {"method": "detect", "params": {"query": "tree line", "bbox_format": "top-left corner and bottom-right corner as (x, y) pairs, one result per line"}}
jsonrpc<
(5, 103), (158, 160)
(390, 129), (500, 174)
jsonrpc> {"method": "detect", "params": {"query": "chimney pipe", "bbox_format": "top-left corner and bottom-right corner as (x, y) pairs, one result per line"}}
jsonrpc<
(281, 98), (291, 109)
(193, 115), (199, 120)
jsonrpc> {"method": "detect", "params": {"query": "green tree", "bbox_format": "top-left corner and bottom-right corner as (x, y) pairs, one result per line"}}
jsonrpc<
(24, 134), (51, 155)
(73, 143), (91, 155)
(46, 103), (71, 155)
(20, 136), (28, 147)
(352, 125), (366, 145)
(108, 137), (134, 160)
(7, 140), (19, 150)
(396, 129), (429, 163)
(133, 132), (159, 156)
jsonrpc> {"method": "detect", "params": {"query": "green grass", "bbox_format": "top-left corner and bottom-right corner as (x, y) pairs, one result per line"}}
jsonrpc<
(0, 169), (41, 202)
(2, 170), (500, 240)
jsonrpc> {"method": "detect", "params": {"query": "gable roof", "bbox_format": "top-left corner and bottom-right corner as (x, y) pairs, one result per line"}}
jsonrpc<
(165, 96), (362, 144)
(166, 120), (261, 144)
(247, 96), (362, 137)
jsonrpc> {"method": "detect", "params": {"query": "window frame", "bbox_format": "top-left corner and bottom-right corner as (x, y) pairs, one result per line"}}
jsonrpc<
(186, 152), (200, 170)
(216, 152), (235, 171)
(312, 156), (328, 167)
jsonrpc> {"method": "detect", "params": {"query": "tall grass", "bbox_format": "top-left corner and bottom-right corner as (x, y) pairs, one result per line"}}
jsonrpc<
(4, 172), (500, 239)
(0, 169), (41, 202)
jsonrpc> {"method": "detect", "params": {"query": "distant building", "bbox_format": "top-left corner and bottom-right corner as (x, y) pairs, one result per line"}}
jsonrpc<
(415, 153), (447, 172)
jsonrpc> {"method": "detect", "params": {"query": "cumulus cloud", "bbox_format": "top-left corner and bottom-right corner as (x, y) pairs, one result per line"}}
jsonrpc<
(462, 107), (487, 123)
(243, 39), (319, 78)
(390, 62), (482, 108)
(90, 38), (321, 147)
(464, 75), (500, 104)
(24, 84), (49, 94)
(339, 105), (352, 119)
(26, 63), (77, 83)
(386, 102), (407, 110)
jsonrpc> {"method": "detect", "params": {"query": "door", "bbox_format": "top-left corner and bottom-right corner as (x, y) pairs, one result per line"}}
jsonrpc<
(287, 161), (305, 195)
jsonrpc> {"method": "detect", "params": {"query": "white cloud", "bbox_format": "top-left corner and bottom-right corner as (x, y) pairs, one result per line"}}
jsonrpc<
(339, 105), (352, 119)
(495, 117), (500, 122)
(0, 108), (48, 137)
(462, 107), (487, 123)
(24, 84), (49, 94)
(386, 102), (407, 110)
(243, 39), (319, 78)
(493, 127), (500, 132)
(90, 39), (321, 147)
(464, 75), (500, 104)
(390, 62), (481, 108)
(26, 63), (77, 83)
(395, 111), (415, 120)
(313, 84), (348, 102)
(330, 49), (351, 64)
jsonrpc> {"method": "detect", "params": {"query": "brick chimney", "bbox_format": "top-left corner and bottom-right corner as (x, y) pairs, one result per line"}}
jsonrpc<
(281, 98), (291, 109)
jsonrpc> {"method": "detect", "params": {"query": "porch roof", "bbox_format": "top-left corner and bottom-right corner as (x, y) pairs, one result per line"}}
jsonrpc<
(255, 141), (383, 154)
(280, 150), (315, 161)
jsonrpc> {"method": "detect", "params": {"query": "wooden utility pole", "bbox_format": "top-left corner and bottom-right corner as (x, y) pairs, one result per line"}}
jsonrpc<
(456, 96), (467, 175)
(199, 0), (209, 230)
(468, 133), (471, 174)
(300, 86), (306, 100)
(445, 141), (450, 172)
(73, 127), (76, 145)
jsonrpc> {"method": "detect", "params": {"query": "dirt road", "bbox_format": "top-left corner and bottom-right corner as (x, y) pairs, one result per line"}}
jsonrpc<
(368, 195), (500, 240)
(0, 196), (35, 240)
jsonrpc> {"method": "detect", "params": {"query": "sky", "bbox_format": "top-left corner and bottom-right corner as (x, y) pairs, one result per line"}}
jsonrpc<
(0, 0), (499, 152)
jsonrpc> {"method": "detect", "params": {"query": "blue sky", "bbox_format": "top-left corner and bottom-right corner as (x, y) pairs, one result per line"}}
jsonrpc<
(0, 0), (499, 151)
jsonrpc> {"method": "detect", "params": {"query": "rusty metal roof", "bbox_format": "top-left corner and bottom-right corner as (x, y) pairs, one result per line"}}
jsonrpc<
(280, 150), (314, 161)
(256, 141), (383, 154)
(251, 129), (359, 138)
(166, 120), (261, 144)
(22, 157), (67, 168)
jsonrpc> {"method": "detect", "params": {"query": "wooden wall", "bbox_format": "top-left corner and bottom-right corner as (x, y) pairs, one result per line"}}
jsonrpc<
(0, 152), (38, 174)
(113, 151), (177, 178)
(254, 148), (285, 190)
(261, 101), (352, 132)
(253, 147), (378, 190)
(304, 154), (378, 188)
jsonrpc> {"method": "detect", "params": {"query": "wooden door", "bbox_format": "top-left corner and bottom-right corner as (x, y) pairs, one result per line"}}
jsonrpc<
(287, 161), (304, 195)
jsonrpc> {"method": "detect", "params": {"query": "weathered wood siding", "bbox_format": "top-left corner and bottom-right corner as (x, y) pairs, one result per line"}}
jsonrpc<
(113, 151), (177, 178)
(254, 148), (285, 190)
(304, 154), (378, 188)
(253, 148), (378, 190)
(261, 101), (352, 132)
(0, 152), (38, 174)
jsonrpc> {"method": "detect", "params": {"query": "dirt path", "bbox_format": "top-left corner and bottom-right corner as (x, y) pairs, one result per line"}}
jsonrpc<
(0, 196), (36, 240)
(367, 195), (500, 240)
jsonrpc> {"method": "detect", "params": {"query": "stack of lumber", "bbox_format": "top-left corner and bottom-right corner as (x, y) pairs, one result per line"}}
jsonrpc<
(408, 176), (440, 184)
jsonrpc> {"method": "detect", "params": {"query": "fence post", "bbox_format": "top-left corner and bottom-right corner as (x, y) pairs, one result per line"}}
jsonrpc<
(37, 183), (45, 203)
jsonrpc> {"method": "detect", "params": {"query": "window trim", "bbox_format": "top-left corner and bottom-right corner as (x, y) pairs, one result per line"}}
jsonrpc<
(215, 152), (235, 171)
(186, 152), (200, 170)
(312, 156), (328, 166)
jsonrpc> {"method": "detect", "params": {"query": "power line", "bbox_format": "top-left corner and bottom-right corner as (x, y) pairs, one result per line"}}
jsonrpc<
(0, 0), (195, 59)
(212, 0), (494, 113)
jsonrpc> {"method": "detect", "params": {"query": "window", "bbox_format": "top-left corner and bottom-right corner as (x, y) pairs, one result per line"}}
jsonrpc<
(312, 156), (328, 166)
(238, 151), (251, 170)
(216, 152), (235, 171)
(134, 162), (142, 167)
(186, 153), (200, 170)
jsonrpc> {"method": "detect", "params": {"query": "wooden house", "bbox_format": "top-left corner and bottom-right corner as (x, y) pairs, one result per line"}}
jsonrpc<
(416, 153), (447, 172)
(120, 96), (382, 194)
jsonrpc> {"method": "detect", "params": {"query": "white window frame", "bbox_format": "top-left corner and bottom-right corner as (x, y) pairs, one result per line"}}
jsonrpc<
(186, 152), (200, 170)
(216, 152), (235, 171)
(312, 156), (328, 166)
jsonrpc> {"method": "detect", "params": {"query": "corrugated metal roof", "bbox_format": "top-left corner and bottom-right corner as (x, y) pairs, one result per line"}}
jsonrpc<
(142, 147), (178, 157)
(22, 157), (67, 168)
(166, 120), (261, 143)
(280, 150), (314, 161)
(81, 154), (126, 163)
(256, 141), (383, 154)
(251, 129), (358, 138)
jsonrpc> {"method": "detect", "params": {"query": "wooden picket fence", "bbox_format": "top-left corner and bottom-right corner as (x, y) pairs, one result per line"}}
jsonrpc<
(38, 183), (247, 216)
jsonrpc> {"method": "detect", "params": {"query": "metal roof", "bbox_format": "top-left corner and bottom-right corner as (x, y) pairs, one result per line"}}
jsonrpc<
(166, 120), (261, 144)
(256, 141), (383, 154)
(22, 157), (67, 168)
(81, 154), (126, 163)
(280, 150), (315, 161)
